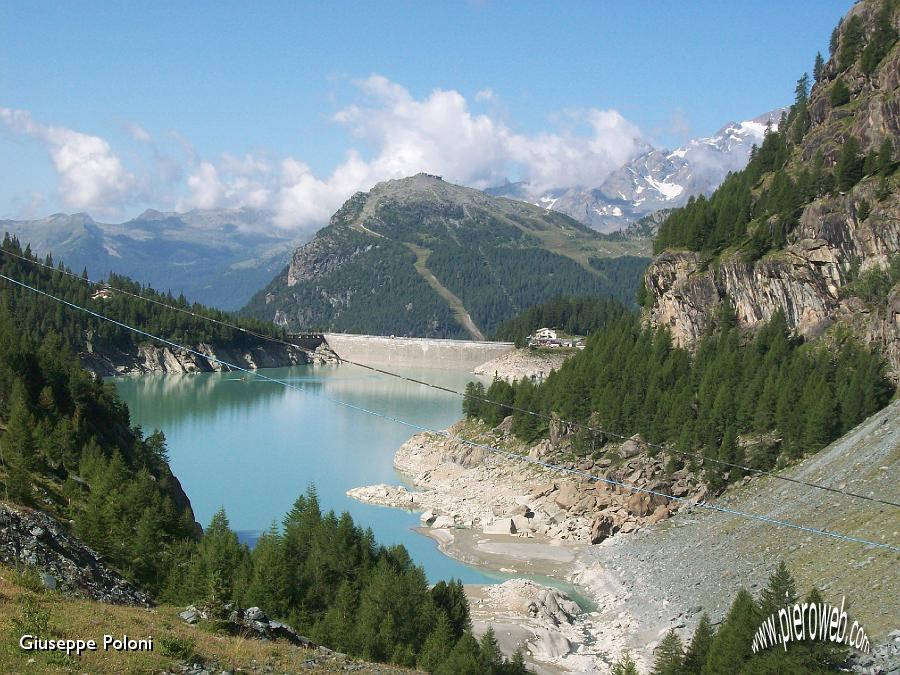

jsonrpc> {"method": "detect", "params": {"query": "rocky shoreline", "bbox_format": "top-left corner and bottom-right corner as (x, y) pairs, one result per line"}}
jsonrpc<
(348, 418), (708, 672)
(350, 404), (900, 673)
(81, 339), (338, 377)
(473, 348), (571, 382)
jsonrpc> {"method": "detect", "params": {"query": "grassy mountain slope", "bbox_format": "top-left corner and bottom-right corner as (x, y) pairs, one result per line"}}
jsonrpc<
(242, 174), (650, 338)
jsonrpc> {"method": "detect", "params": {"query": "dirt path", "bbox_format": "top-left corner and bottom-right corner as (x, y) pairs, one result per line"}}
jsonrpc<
(406, 242), (486, 340)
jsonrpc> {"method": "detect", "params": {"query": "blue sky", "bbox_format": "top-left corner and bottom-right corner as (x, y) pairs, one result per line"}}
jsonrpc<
(1, 0), (850, 226)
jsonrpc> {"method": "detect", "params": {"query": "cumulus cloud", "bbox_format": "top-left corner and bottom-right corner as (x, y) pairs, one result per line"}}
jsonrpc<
(3, 77), (647, 229)
(270, 75), (645, 228)
(1, 108), (136, 212)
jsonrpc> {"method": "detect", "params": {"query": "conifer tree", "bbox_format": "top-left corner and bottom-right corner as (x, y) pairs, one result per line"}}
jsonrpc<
(683, 613), (715, 673)
(813, 52), (825, 82)
(651, 629), (684, 675)
(417, 613), (455, 672)
(838, 15), (865, 70)
(703, 589), (759, 673)
(611, 653), (640, 675)
(835, 135), (865, 191)
(830, 77), (851, 106)
(759, 561), (799, 617)
(478, 627), (504, 674)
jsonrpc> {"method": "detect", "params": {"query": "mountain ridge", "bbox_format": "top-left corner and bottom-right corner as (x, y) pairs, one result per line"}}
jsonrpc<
(0, 207), (307, 310)
(243, 173), (650, 338)
(488, 109), (787, 233)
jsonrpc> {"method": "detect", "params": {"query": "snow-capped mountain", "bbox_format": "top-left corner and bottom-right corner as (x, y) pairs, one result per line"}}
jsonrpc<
(488, 109), (786, 233)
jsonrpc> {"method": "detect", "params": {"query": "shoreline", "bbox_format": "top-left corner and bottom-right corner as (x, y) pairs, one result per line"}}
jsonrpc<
(346, 422), (687, 673)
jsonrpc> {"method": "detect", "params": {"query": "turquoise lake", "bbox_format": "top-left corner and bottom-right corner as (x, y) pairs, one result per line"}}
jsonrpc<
(113, 364), (504, 584)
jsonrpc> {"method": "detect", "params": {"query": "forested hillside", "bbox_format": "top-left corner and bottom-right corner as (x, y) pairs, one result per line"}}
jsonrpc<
(243, 174), (649, 338)
(466, 311), (892, 489)
(0, 235), (286, 352)
(0, 295), (198, 594)
(645, 0), (900, 378)
(0, 245), (526, 673)
(465, 0), (899, 492)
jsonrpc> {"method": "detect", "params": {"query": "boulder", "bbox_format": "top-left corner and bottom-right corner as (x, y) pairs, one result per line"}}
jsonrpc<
(528, 627), (572, 659)
(419, 510), (436, 525)
(590, 514), (618, 544)
(554, 483), (580, 510)
(618, 434), (645, 459)
(484, 518), (516, 535)
(511, 515), (531, 533)
(532, 482), (557, 498)
(625, 493), (653, 517)
(432, 515), (456, 529)
(647, 505), (670, 525)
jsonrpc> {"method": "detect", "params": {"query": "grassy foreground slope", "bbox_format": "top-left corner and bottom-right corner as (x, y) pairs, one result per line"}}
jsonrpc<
(0, 565), (413, 674)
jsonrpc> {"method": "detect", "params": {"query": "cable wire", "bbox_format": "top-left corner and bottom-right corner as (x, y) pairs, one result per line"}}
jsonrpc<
(1, 270), (897, 553)
(2, 246), (896, 509)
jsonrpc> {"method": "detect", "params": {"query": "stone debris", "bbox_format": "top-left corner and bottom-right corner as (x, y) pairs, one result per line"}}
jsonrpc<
(0, 503), (150, 606)
(348, 418), (706, 546)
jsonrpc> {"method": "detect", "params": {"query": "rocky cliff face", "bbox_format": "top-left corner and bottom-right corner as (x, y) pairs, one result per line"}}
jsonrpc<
(646, 0), (900, 377)
(80, 337), (330, 377)
(647, 181), (900, 373)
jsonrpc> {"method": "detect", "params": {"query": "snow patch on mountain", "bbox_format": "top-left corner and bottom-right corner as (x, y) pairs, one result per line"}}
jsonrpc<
(487, 108), (785, 233)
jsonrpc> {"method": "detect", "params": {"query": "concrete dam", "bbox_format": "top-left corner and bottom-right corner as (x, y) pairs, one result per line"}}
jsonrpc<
(320, 333), (515, 370)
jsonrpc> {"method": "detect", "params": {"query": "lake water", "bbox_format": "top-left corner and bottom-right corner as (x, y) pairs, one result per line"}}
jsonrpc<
(113, 363), (505, 584)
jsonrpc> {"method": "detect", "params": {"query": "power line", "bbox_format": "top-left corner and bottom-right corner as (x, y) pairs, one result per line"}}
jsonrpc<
(2, 245), (897, 509)
(1, 270), (897, 554)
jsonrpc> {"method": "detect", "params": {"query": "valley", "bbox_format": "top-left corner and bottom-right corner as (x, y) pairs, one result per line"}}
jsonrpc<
(0, 0), (898, 673)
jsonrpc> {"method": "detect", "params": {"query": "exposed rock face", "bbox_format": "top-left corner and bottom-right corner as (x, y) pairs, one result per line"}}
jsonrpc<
(646, 182), (900, 376)
(646, 0), (900, 378)
(0, 504), (150, 606)
(80, 337), (335, 377)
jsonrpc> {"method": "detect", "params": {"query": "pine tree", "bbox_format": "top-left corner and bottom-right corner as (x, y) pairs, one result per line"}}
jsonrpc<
(813, 52), (825, 82)
(683, 613), (715, 673)
(651, 629), (684, 675)
(478, 627), (504, 674)
(835, 135), (865, 191)
(611, 653), (640, 675)
(703, 589), (759, 673)
(838, 15), (865, 70)
(830, 77), (851, 106)
(862, 0), (898, 75)
(417, 613), (455, 672)
(759, 561), (799, 617)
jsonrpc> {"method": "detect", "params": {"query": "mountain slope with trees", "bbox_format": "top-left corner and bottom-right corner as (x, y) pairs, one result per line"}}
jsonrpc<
(646, 0), (900, 379)
(242, 174), (649, 338)
(0, 236), (310, 375)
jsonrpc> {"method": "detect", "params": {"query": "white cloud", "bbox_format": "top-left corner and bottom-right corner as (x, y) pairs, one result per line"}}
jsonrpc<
(3, 77), (647, 229)
(1, 108), (136, 212)
(123, 121), (152, 142)
(271, 75), (645, 228)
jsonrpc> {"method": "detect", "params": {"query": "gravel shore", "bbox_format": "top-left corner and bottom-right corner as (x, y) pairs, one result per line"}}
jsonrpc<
(349, 402), (900, 673)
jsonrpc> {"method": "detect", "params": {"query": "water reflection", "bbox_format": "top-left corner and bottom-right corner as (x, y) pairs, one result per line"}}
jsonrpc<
(114, 364), (494, 583)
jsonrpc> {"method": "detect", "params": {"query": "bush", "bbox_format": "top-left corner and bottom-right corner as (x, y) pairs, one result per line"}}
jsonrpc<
(830, 77), (850, 106)
(159, 635), (200, 661)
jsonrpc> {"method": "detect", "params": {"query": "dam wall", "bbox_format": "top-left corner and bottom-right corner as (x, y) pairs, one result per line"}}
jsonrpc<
(322, 333), (515, 370)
